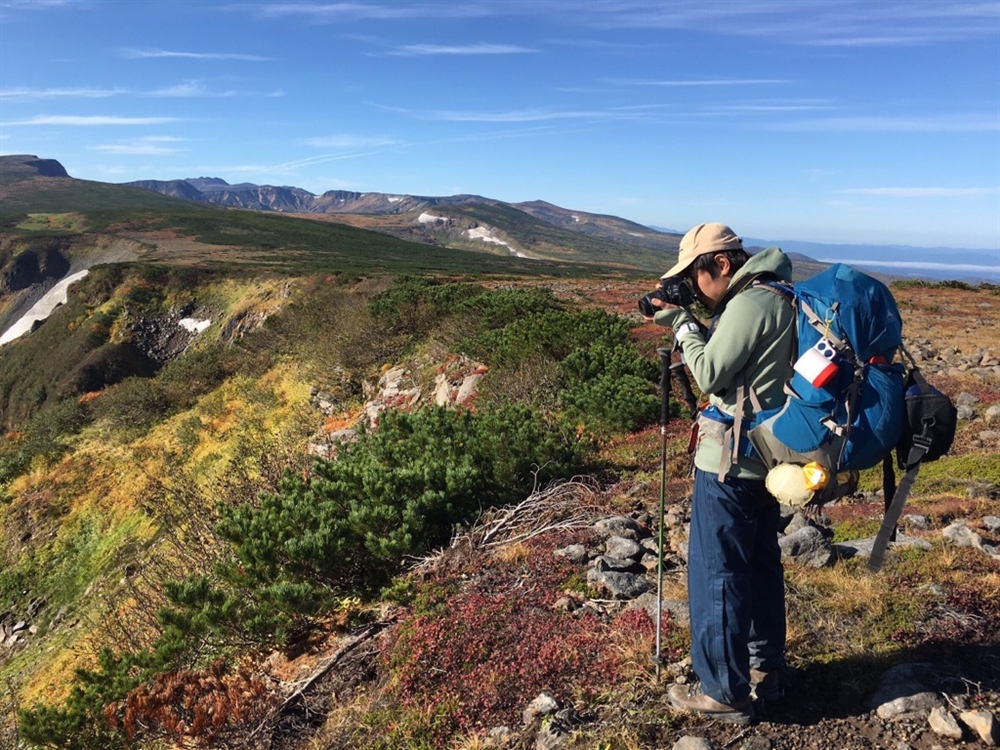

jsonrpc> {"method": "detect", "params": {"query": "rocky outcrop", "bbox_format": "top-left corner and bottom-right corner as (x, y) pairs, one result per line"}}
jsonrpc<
(0, 244), (71, 294)
(307, 356), (488, 458)
(0, 154), (69, 181)
(127, 304), (215, 364)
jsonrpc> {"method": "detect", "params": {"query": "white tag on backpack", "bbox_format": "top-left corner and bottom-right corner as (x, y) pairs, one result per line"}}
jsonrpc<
(794, 339), (839, 388)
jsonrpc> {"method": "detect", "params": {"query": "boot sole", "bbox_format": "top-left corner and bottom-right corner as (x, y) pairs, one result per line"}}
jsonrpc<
(668, 695), (755, 725)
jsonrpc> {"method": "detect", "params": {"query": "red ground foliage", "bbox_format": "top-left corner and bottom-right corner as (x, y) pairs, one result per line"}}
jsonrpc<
(384, 530), (672, 738)
(108, 660), (278, 747)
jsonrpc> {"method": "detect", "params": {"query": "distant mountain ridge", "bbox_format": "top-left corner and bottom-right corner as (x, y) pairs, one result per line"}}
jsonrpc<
(124, 176), (684, 264)
(3, 156), (994, 283)
(126, 177), (499, 215)
(0, 155), (681, 274)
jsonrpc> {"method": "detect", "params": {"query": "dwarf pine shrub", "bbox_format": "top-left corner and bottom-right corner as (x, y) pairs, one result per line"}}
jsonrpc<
(215, 404), (592, 611)
(559, 342), (660, 431)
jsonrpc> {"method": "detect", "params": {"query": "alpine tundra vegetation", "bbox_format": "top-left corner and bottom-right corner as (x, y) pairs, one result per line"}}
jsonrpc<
(0, 155), (998, 750)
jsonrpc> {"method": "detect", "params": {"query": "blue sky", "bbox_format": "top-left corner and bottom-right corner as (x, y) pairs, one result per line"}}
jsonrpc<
(1, 0), (999, 252)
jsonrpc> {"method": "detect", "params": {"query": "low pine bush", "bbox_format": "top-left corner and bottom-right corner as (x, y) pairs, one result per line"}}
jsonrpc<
(559, 342), (660, 431)
(215, 404), (592, 612)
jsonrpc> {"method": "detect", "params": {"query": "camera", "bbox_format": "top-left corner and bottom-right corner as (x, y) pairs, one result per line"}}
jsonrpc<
(637, 278), (696, 317)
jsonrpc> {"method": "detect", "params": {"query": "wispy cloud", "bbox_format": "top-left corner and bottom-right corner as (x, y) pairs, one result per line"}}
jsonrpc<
(0, 86), (127, 100)
(121, 48), (271, 61)
(91, 143), (181, 156)
(772, 114), (1000, 133)
(248, 1), (999, 47)
(4, 115), (177, 126)
(144, 81), (239, 98)
(387, 43), (535, 56)
(381, 104), (657, 123)
(818, 259), (1000, 275)
(303, 134), (398, 149)
(575, 0), (1000, 47)
(251, 2), (497, 22)
(712, 99), (834, 113)
(608, 78), (790, 87)
(90, 135), (185, 155)
(841, 187), (998, 198)
(0, 0), (80, 10)
(205, 152), (387, 176)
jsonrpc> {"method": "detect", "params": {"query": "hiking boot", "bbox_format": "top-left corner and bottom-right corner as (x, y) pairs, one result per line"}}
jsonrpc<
(749, 669), (781, 701)
(750, 664), (800, 702)
(668, 682), (755, 725)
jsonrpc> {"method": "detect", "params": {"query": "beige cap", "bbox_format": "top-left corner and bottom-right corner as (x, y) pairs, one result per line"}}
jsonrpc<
(661, 222), (743, 280)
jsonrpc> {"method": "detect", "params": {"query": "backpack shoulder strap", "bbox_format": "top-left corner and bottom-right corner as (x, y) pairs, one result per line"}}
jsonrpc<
(713, 271), (785, 315)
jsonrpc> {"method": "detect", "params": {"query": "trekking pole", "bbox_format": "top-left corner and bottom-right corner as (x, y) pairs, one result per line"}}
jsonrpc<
(652, 347), (672, 681)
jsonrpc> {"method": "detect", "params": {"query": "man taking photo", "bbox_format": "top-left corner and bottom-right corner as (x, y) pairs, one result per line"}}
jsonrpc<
(645, 222), (796, 725)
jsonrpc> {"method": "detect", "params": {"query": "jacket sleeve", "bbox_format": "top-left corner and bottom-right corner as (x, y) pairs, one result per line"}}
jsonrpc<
(652, 306), (697, 331)
(667, 293), (772, 396)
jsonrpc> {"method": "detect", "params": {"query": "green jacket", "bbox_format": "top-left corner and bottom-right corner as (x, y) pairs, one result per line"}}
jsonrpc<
(654, 247), (795, 479)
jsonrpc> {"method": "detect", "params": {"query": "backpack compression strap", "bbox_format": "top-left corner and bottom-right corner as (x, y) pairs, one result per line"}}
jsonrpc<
(867, 402), (934, 573)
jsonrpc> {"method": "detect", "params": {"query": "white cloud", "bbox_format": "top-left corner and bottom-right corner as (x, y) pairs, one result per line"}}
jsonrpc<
(0, 86), (127, 99)
(121, 48), (271, 61)
(253, 2), (496, 21)
(572, 0), (1000, 47)
(608, 78), (790, 87)
(841, 187), (997, 198)
(90, 144), (179, 155)
(385, 104), (653, 123)
(2, 83), (264, 100)
(303, 134), (398, 149)
(145, 81), (239, 98)
(819, 259), (999, 275)
(238, 0), (1000, 48)
(711, 100), (834, 113)
(1, 0), (78, 6)
(90, 136), (186, 155)
(387, 43), (535, 56)
(4, 115), (178, 126)
(771, 114), (1000, 133)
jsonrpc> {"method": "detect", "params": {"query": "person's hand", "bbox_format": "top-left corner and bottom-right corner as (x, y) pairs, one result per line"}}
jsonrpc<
(641, 296), (679, 322)
(649, 297), (679, 311)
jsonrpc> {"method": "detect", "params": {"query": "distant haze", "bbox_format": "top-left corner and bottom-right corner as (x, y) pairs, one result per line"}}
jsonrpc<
(742, 238), (1000, 284)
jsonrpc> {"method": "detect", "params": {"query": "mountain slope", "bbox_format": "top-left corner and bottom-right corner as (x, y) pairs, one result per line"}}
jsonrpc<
(122, 173), (682, 269)
(0, 155), (624, 281)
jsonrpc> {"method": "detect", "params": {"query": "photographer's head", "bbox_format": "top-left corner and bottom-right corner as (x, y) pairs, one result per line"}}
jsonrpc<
(662, 223), (749, 310)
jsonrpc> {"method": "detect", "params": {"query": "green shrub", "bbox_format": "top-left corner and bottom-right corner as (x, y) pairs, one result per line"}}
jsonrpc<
(0, 398), (87, 487)
(215, 405), (592, 609)
(558, 342), (659, 431)
(90, 377), (170, 439)
(69, 343), (157, 394)
(157, 347), (231, 408)
(455, 287), (556, 329)
(562, 374), (660, 432)
(19, 647), (156, 750)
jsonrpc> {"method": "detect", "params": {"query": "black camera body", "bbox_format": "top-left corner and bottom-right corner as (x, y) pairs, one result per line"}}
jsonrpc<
(637, 278), (696, 317)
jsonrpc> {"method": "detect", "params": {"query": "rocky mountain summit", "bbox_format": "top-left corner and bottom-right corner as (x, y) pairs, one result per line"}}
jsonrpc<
(126, 176), (494, 216)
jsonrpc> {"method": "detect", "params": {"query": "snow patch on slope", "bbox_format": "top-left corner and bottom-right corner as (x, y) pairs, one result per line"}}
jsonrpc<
(0, 270), (90, 346)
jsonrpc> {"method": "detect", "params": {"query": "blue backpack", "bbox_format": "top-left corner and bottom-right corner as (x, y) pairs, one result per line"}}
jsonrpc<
(720, 262), (954, 571)
(745, 264), (907, 480)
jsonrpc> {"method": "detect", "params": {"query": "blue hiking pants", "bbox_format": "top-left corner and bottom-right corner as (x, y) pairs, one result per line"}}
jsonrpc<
(687, 468), (786, 705)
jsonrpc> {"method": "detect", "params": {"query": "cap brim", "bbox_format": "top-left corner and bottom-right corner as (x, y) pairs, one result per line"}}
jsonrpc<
(660, 256), (695, 280)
